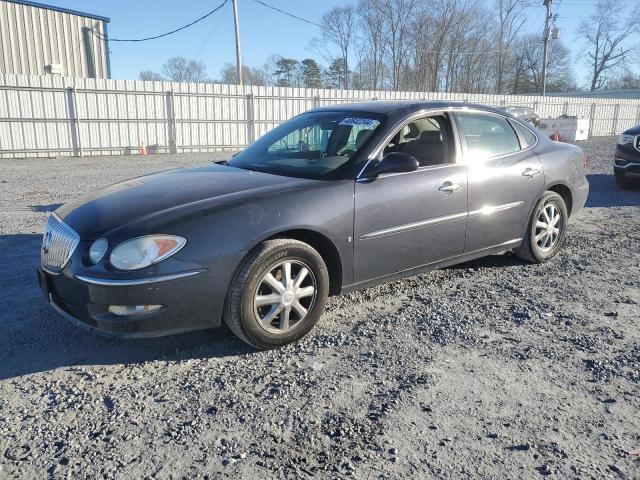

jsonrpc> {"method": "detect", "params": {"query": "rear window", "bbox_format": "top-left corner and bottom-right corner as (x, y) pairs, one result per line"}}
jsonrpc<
(511, 121), (537, 148)
(456, 112), (521, 159)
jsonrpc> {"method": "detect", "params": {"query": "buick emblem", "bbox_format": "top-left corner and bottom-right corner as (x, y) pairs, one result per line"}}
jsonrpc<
(42, 231), (52, 255)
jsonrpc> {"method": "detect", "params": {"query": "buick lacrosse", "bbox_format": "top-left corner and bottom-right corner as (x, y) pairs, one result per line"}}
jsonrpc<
(38, 101), (589, 349)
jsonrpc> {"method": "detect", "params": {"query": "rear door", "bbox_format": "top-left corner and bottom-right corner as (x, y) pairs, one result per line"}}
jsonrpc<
(353, 113), (468, 284)
(453, 111), (544, 252)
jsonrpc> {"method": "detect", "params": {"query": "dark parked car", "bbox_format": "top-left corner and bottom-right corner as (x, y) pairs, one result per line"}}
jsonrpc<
(38, 101), (589, 349)
(614, 125), (640, 188)
(504, 106), (541, 127)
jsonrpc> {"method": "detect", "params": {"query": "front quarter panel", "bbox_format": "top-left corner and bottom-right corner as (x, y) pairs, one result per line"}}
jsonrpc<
(163, 179), (356, 286)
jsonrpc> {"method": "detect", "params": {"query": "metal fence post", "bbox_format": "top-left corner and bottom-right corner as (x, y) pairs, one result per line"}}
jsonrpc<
(246, 93), (255, 145)
(67, 87), (82, 156)
(588, 103), (596, 138)
(612, 104), (620, 135)
(635, 104), (640, 126)
(563, 101), (569, 115)
(166, 91), (178, 154)
(313, 95), (320, 109)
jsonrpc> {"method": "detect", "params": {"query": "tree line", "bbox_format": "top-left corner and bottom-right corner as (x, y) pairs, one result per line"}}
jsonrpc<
(140, 0), (640, 93)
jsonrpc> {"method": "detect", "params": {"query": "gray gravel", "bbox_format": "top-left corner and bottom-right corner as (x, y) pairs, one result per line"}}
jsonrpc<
(1, 139), (639, 479)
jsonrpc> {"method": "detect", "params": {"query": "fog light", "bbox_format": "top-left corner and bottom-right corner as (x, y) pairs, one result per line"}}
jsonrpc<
(108, 304), (162, 316)
(89, 238), (108, 264)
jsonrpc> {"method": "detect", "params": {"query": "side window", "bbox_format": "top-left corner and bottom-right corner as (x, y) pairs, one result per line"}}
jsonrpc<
(511, 120), (537, 148)
(383, 115), (451, 167)
(338, 124), (375, 155)
(456, 112), (521, 159)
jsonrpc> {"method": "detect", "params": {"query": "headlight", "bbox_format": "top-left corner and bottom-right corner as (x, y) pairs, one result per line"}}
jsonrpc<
(109, 235), (186, 271)
(89, 238), (108, 264)
(617, 134), (635, 145)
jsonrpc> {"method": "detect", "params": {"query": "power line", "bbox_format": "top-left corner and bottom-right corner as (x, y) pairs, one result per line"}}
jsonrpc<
(194, 1), (231, 59)
(418, 42), (538, 57)
(251, 0), (322, 28)
(102, 0), (228, 42)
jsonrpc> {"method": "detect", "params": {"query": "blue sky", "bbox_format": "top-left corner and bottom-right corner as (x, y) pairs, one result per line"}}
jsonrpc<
(41, 0), (638, 88)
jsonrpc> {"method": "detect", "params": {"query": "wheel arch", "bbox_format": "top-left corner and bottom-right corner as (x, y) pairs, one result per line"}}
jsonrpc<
(519, 181), (573, 240)
(267, 229), (343, 296)
(237, 228), (344, 296)
(544, 182), (573, 217)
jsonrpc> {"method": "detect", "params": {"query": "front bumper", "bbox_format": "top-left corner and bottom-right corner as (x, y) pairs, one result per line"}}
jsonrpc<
(614, 142), (640, 179)
(37, 253), (243, 338)
(614, 158), (640, 179)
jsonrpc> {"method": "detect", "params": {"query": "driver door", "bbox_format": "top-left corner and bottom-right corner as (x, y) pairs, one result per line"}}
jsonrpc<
(353, 113), (468, 284)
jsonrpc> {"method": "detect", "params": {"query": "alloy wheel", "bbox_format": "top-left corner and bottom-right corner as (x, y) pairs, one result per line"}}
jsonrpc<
(535, 203), (562, 253)
(253, 260), (317, 334)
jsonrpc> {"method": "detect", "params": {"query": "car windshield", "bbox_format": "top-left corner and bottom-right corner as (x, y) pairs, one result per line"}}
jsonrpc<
(228, 111), (384, 179)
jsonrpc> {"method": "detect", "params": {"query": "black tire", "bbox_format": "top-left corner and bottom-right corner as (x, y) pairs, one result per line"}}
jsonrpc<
(615, 172), (631, 189)
(224, 239), (329, 349)
(513, 191), (568, 263)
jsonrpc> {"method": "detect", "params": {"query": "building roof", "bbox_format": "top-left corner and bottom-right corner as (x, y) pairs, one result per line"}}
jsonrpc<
(2, 0), (110, 22)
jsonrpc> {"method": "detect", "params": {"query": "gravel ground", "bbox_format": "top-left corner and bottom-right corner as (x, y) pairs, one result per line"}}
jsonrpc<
(0, 139), (639, 479)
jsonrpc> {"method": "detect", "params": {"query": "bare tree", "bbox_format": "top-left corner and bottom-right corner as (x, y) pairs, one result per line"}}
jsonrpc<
(320, 6), (356, 89)
(495, 0), (525, 93)
(373, 0), (419, 90)
(161, 56), (209, 83)
(218, 64), (267, 86)
(514, 35), (574, 93)
(358, 0), (388, 90)
(604, 70), (640, 90)
(138, 70), (164, 81)
(424, 0), (458, 91)
(579, 0), (640, 91)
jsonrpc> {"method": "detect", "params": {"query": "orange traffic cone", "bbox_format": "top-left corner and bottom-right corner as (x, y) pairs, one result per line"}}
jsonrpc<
(552, 129), (559, 142)
(140, 140), (147, 156)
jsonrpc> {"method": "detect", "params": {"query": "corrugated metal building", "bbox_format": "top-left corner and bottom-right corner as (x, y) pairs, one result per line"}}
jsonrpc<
(0, 0), (110, 78)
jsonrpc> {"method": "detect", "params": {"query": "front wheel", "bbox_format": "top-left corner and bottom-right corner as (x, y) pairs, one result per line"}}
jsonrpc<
(224, 239), (329, 349)
(513, 191), (568, 263)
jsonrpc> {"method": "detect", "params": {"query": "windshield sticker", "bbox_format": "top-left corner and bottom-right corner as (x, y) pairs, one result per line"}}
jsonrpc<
(339, 118), (379, 127)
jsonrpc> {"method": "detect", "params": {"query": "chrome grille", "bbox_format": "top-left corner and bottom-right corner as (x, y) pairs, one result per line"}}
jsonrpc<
(41, 214), (80, 273)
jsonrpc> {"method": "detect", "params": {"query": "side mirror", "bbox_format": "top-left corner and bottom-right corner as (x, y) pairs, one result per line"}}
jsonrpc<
(367, 152), (419, 177)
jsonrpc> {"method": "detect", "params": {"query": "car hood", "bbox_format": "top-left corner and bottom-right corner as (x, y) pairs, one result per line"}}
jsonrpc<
(56, 164), (319, 239)
(623, 124), (640, 135)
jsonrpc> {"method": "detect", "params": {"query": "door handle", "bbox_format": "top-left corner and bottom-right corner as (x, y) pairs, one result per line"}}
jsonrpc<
(522, 167), (541, 178)
(439, 181), (462, 193)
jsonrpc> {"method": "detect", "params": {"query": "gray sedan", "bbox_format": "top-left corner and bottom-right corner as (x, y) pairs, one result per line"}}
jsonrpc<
(38, 101), (589, 349)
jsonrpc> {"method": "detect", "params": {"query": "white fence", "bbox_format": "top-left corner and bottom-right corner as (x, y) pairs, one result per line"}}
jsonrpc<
(2, 73), (640, 159)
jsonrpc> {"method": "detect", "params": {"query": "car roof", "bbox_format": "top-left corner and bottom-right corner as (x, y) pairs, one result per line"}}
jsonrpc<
(308, 100), (511, 117)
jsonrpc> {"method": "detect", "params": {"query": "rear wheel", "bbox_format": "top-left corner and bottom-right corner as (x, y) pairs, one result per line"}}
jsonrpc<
(513, 191), (568, 263)
(224, 239), (329, 349)
(615, 171), (632, 189)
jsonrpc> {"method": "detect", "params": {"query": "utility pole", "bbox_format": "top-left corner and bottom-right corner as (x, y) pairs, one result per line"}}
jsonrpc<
(232, 0), (243, 85)
(541, 0), (552, 96)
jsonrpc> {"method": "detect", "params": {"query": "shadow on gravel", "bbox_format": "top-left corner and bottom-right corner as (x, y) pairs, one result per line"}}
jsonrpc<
(586, 174), (640, 208)
(0, 234), (251, 380)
